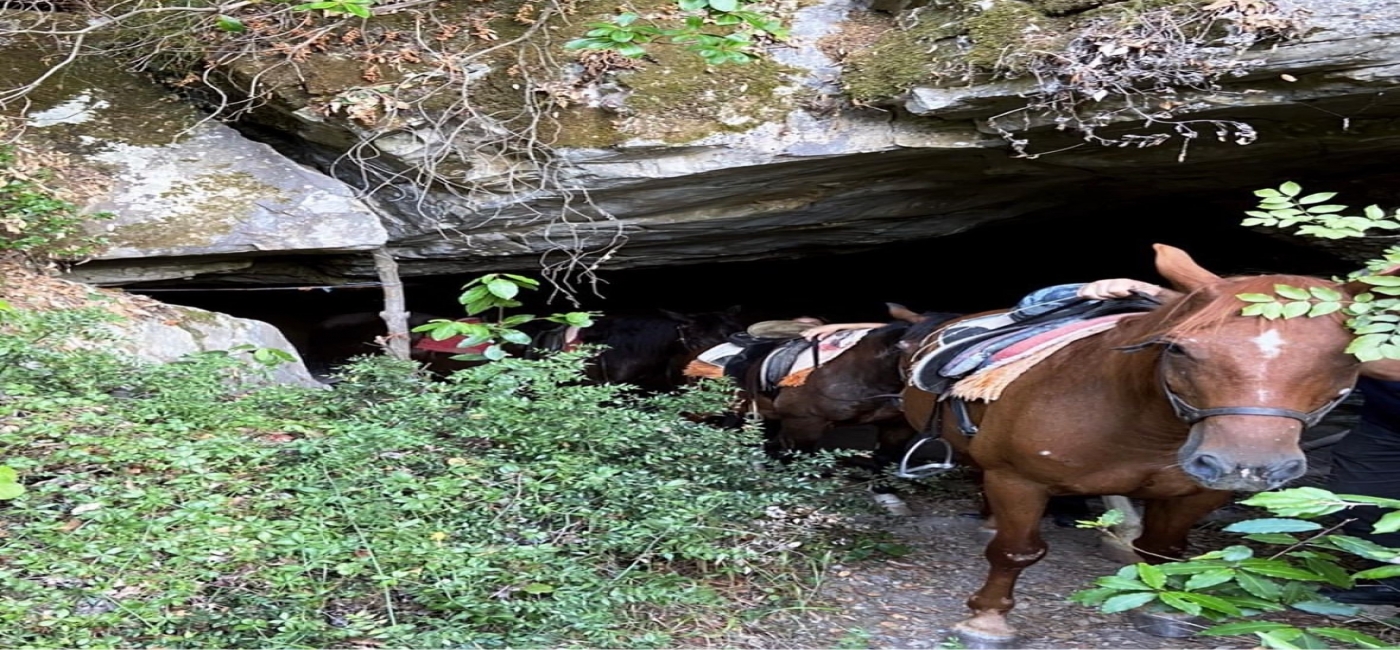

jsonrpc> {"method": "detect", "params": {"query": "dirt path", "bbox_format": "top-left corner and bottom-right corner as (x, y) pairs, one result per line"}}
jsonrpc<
(721, 492), (1230, 649)
(711, 408), (1378, 649)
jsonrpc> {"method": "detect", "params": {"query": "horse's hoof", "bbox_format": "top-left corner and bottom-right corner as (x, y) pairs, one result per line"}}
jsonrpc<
(872, 493), (913, 517)
(953, 617), (1018, 650)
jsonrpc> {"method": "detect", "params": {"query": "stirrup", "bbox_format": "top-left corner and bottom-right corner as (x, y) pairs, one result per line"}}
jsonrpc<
(896, 435), (956, 479)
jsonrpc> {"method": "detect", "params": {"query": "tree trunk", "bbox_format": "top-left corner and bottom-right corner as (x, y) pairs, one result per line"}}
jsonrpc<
(372, 247), (412, 361)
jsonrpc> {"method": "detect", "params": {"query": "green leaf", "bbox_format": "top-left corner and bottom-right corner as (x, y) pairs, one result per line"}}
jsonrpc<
(1184, 568), (1235, 591)
(1274, 284), (1311, 300)
(1361, 275), (1400, 287)
(486, 279), (519, 300)
(1100, 591), (1157, 613)
(1298, 192), (1338, 205)
(1374, 509), (1400, 534)
(0, 481), (25, 500)
(1282, 301), (1311, 319)
(1280, 181), (1302, 197)
(1289, 600), (1359, 616)
(483, 345), (508, 361)
(1238, 293), (1278, 303)
(1177, 592), (1241, 615)
(1158, 591), (1202, 616)
(1236, 571), (1281, 600)
(1241, 304), (1268, 317)
(1137, 563), (1166, 589)
(1322, 535), (1400, 562)
(522, 582), (555, 594)
(346, 2), (372, 18)
(1201, 621), (1294, 636)
(1351, 564), (1400, 580)
(1095, 576), (1154, 591)
(1239, 561), (1325, 581)
(617, 43), (648, 57)
(708, 0), (739, 10)
(1241, 487), (1346, 517)
(1221, 545), (1255, 562)
(1305, 204), (1349, 214)
(1366, 204), (1386, 220)
(1308, 627), (1391, 648)
(610, 30), (636, 42)
(215, 14), (247, 32)
(564, 312), (594, 327)
(1245, 532), (1301, 545)
(499, 330), (532, 345)
(1303, 556), (1353, 588)
(1256, 629), (1306, 650)
(1260, 302), (1284, 319)
(1069, 587), (1117, 606)
(616, 12), (639, 25)
(1223, 518), (1323, 534)
(679, 0), (708, 8)
(1254, 188), (1283, 198)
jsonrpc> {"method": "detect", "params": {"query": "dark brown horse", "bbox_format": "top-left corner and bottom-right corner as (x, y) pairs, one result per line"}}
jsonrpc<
(575, 307), (746, 393)
(739, 305), (960, 513)
(901, 244), (1368, 647)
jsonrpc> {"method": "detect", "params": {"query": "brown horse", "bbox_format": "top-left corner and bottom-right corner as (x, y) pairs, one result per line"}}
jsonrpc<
(901, 244), (1368, 648)
(740, 305), (961, 513)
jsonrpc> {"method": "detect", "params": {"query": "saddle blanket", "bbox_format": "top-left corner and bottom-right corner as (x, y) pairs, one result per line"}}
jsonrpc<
(947, 313), (1135, 402)
(766, 328), (871, 389)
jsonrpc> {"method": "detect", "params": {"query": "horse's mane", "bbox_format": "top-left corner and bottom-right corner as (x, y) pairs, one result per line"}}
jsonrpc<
(1128, 274), (1347, 342)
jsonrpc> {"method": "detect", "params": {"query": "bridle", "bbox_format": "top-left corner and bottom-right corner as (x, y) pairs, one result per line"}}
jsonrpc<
(1117, 337), (1352, 428)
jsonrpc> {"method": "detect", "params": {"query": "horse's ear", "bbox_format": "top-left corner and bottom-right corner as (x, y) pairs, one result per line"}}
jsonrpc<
(1343, 265), (1400, 296)
(886, 302), (924, 323)
(1153, 243), (1222, 292)
(660, 309), (692, 322)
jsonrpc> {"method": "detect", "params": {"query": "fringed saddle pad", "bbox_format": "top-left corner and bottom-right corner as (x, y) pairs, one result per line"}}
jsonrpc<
(683, 343), (744, 380)
(909, 288), (1160, 395)
(766, 328), (871, 389)
(948, 314), (1134, 402)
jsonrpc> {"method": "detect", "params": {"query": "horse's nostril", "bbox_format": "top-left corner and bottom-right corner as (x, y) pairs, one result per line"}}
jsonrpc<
(1268, 459), (1307, 483)
(1183, 452), (1230, 483)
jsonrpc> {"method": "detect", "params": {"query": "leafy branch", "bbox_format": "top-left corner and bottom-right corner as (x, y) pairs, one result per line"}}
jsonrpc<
(564, 0), (789, 65)
(1074, 487), (1400, 649)
(413, 274), (596, 363)
(1237, 182), (1400, 361)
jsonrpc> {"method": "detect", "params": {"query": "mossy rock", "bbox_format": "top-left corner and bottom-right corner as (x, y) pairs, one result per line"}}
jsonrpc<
(1028, 0), (1110, 15)
(842, 13), (961, 102)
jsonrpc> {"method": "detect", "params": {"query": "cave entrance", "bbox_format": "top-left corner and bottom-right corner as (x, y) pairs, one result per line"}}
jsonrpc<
(123, 195), (1352, 375)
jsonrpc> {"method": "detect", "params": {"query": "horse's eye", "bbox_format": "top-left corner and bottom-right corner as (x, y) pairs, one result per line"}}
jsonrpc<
(1164, 342), (1189, 357)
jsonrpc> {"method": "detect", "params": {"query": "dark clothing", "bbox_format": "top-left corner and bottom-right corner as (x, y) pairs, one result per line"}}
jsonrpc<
(1327, 378), (1400, 548)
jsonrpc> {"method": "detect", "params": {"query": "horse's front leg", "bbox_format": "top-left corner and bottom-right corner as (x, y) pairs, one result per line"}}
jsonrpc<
(955, 470), (1050, 649)
(1132, 490), (1233, 563)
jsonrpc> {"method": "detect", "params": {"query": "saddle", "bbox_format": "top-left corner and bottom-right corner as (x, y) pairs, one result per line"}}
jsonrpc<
(683, 327), (872, 392)
(909, 284), (1161, 397)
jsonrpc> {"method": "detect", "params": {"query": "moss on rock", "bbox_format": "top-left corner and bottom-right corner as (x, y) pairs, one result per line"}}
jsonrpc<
(963, 0), (1051, 70)
(842, 15), (961, 102)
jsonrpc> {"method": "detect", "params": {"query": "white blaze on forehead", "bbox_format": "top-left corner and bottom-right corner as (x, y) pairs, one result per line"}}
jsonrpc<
(1253, 329), (1286, 360)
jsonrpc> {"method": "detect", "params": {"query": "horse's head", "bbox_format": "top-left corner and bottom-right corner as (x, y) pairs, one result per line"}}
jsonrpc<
(660, 305), (745, 352)
(1132, 244), (1367, 492)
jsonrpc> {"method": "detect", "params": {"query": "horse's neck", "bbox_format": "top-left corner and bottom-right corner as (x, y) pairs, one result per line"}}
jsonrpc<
(1051, 331), (1183, 435)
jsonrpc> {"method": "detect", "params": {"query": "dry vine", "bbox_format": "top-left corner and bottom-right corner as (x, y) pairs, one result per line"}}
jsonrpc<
(980, 0), (1311, 160)
(0, 0), (628, 306)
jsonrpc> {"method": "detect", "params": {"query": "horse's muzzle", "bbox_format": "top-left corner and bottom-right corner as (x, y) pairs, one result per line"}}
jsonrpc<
(1179, 450), (1307, 492)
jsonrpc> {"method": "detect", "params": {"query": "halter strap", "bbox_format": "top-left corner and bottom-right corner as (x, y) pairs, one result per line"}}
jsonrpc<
(1160, 376), (1350, 428)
